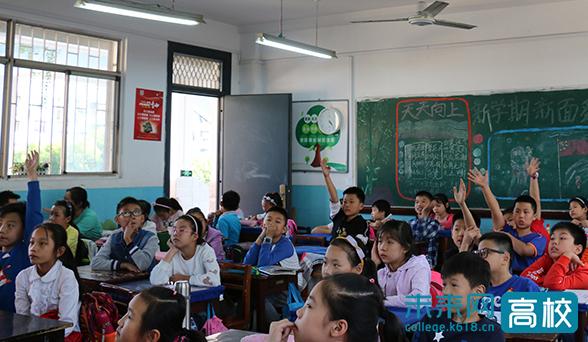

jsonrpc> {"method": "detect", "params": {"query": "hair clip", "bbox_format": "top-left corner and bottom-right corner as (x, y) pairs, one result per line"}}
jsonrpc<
(369, 278), (375, 284)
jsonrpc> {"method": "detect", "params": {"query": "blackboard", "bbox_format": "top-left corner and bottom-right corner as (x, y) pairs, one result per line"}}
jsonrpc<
(357, 89), (588, 210)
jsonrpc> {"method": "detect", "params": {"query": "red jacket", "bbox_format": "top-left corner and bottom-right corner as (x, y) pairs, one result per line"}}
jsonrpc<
(521, 254), (588, 290)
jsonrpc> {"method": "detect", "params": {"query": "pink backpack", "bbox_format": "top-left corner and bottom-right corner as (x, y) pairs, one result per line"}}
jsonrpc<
(201, 303), (228, 336)
(429, 271), (443, 307)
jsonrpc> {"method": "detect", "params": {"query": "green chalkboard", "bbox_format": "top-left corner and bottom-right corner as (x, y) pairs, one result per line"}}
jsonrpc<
(357, 89), (588, 210)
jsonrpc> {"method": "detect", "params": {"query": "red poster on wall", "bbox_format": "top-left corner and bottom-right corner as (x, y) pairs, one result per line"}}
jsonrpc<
(134, 88), (163, 141)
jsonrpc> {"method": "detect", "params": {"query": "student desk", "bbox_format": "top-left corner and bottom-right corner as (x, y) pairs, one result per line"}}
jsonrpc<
(0, 310), (72, 342)
(293, 233), (332, 246)
(99, 279), (224, 313)
(206, 329), (257, 341)
(251, 273), (297, 333)
(295, 245), (327, 256)
(77, 265), (149, 292)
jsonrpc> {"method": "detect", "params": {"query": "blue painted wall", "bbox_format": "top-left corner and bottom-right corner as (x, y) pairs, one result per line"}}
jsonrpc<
(14, 186), (163, 223)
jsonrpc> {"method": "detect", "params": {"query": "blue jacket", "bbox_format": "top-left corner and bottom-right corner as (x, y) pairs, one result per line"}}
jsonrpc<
(216, 212), (241, 246)
(90, 229), (158, 272)
(0, 181), (43, 312)
(243, 236), (299, 269)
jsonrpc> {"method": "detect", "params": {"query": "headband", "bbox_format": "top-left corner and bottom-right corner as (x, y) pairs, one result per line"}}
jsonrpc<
(176, 215), (199, 232)
(153, 202), (174, 210)
(336, 235), (366, 260)
(263, 195), (277, 206)
(570, 197), (587, 208)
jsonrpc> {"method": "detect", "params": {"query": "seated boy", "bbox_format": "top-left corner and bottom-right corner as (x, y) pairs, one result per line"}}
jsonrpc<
(243, 206), (299, 270)
(368, 199), (391, 241)
(522, 221), (588, 290)
(468, 168), (546, 273)
(243, 206), (299, 322)
(0, 151), (42, 312)
(476, 232), (540, 322)
(316, 158), (367, 241)
(91, 197), (158, 272)
(409, 191), (440, 268)
(412, 252), (504, 341)
(214, 190), (242, 246)
(445, 179), (481, 260)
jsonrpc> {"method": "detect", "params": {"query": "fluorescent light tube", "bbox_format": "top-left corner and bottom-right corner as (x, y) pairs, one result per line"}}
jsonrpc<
(74, 0), (205, 26)
(256, 33), (337, 59)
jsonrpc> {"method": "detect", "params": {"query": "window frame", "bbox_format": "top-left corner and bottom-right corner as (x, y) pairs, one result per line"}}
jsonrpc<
(0, 18), (122, 178)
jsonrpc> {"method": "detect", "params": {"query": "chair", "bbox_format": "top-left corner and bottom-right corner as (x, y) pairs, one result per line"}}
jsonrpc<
(218, 262), (252, 330)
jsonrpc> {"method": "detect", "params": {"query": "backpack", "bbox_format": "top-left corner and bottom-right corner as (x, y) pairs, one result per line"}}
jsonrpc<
(224, 244), (248, 263)
(430, 271), (443, 308)
(80, 292), (119, 342)
(201, 303), (228, 336)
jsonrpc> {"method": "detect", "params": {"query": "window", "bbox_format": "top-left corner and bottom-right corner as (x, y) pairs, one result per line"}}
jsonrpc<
(0, 20), (6, 57)
(172, 53), (222, 90)
(1, 20), (120, 176)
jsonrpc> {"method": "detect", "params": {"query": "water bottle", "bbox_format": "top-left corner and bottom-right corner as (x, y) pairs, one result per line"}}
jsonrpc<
(174, 280), (191, 329)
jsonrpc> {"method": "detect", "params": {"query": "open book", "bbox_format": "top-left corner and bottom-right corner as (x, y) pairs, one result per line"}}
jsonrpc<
(258, 266), (298, 276)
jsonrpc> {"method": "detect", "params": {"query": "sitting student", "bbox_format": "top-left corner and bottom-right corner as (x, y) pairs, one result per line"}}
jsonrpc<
(445, 179), (481, 260)
(48, 200), (79, 258)
(268, 273), (407, 342)
(150, 215), (220, 286)
(570, 196), (588, 230)
(432, 193), (454, 230)
(0, 151), (43, 312)
(64, 186), (102, 240)
(242, 192), (298, 238)
(91, 197), (158, 272)
(316, 158), (367, 241)
(322, 235), (377, 280)
(522, 221), (588, 290)
(409, 191), (440, 267)
(476, 232), (540, 322)
(371, 220), (431, 307)
(116, 286), (206, 342)
(412, 252), (504, 341)
(137, 199), (157, 235)
(468, 168), (546, 272)
(151, 197), (183, 234)
(15, 223), (81, 341)
(214, 190), (242, 246)
(243, 206), (299, 270)
(368, 199), (391, 242)
(186, 207), (225, 261)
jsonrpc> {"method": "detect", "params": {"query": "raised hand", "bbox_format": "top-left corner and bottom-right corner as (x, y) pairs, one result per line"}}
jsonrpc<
(453, 179), (467, 205)
(526, 157), (541, 177)
(320, 158), (331, 177)
(467, 168), (488, 188)
(371, 240), (382, 267)
(24, 150), (39, 181)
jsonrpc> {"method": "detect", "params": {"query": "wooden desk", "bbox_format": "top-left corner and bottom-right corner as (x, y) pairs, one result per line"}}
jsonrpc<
(77, 265), (149, 292)
(206, 329), (257, 341)
(0, 311), (72, 342)
(293, 234), (329, 247)
(251, 273), (297, 333)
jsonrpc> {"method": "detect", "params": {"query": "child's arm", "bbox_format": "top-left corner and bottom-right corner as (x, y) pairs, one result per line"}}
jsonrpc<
(14, 271), (31, 315)
(453, 179), (481, 250)
(311, 224), (332, 234)
(383, 265), (431, 307)
(24, 151), (43, 243)
(520, 254), (551, 283)
(127, 234), (158, 271)
(58, 270), (80, 336)
(90, 235), (116, 271)
(189, 247), (221, 287)
(468, 168), (505, 230)
(506, 232), (543, 257)
(149, 247), (178, 285)
(255, 238), (295, 268)
(321, 158), (339, 205)
(527, 157), (541, 219)
(543, 252), (588, 290)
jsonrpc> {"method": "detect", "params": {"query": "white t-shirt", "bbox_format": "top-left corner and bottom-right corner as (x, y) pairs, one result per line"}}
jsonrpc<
(150, 243), (221, 287)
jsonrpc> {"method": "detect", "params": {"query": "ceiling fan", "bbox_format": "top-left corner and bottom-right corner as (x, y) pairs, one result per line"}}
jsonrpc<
(351, 1), (476, 30)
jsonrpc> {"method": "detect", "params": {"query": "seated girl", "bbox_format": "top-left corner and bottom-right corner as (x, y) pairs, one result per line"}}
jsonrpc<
(116, 286), (205, 342)
(241, 192), (297, 237)
(186, 207), (225, 261)
(15, 223), (81, 342)
(150, 215), (220, 287)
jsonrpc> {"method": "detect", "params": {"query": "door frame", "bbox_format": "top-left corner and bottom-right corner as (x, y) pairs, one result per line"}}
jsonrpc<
(164, 42), (232, 197)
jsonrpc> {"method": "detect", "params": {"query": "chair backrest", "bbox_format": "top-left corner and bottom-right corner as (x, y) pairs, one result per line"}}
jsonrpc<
(219, 262), (252, 329)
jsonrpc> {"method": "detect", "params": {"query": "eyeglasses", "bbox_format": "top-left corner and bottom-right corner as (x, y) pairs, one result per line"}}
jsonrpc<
(118, 209), (143, 218)
(473, 248), (505, 259)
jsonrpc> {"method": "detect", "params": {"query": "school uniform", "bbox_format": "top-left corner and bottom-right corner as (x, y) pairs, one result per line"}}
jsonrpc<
(0, 180), (43, 312)
(150, 243), (220, 287)
(329, 201), (368, 241)
(483, 275), (540, 323)
(437, 213), (454, 230)
(90, 229), (158, 271)
(215, 211), (241, 245)
(378, 254), (431, 307)
(15, 260), (80, 337)
(412, 314), (504, 342)
(502, 224), (546, 272)
(522, 254), (588, 290)
(243, 235), (299, 270)
(74, 207), (102, 241)
(408, 217), (440, 268)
